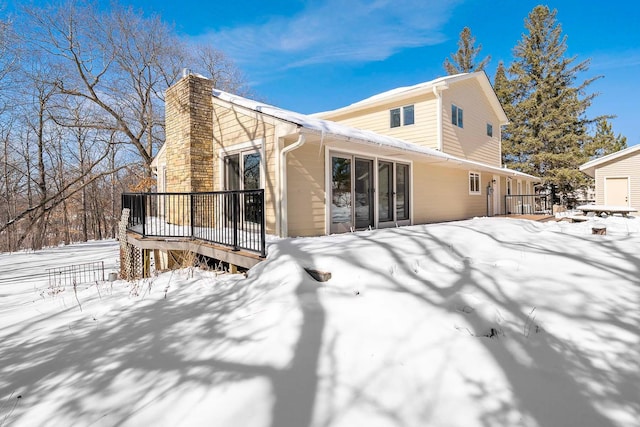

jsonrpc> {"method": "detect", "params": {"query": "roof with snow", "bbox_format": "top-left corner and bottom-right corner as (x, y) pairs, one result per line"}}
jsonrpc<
(580, 144), (640, 177)
(212, 87), (537, 181)
(313, 72), (508, 125)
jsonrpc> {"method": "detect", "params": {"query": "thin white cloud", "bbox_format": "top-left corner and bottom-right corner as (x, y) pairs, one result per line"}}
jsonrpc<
(193, 0), (461, 72)
(589, 50), (640, 71)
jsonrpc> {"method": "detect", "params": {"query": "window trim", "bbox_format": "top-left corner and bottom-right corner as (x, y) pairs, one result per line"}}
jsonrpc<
(402, 105), (414, 126)
(452, 104), (464, 128)
(390, 105), (415, 128)
(218, 139), (265, 191)
(390, 107), (401, 128)
(469, 171), (481, 195)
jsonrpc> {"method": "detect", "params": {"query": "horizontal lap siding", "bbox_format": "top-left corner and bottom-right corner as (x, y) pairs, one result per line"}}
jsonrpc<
(594, 152), (640, 211)
(212, 103), (279, 234)
(286, 143), (326, 236)
(442, 80), (502, 167)
(321, 95), (439, 150)
(413, 162), (488, 223)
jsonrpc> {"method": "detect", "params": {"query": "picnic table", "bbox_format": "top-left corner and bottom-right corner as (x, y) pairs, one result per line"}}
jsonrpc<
(576, 204), (637, 217)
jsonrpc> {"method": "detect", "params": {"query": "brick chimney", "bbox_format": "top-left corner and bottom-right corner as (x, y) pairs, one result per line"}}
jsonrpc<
(164, 74), (214, 193)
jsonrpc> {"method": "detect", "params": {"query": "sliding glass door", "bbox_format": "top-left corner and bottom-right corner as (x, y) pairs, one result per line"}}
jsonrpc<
(224, 150), (262, 223)
(331, 155), (374, 233)
(354, 158), (374, 229)
(378, 161), (410, 227)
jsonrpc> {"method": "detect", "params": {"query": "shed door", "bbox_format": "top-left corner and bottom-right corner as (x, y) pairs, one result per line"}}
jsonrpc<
(606, 177), (629, 206)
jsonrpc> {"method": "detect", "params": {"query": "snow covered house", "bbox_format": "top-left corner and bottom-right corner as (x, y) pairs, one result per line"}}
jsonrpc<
(150, 71), (538, 238)
(123, 71), (540, 271)
(580, 144), (640, 212)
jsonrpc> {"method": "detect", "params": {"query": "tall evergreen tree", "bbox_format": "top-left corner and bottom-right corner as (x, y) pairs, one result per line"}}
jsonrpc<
(501, 5), (600, 194)
(585, 118), (627, 159)
(493, 61), (513, 165)
(443, 27), (490, 75)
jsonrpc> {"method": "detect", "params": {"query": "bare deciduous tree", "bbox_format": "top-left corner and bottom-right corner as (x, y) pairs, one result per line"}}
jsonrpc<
(0, 1), (251, 251)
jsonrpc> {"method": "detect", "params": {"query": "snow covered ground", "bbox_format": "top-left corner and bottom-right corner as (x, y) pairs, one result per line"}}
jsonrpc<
(1, 216), (639, 427)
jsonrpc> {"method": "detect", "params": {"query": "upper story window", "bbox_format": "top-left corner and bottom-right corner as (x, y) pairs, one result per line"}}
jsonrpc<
(403, 105), (414, 126)
(469, 172), (481, 195)
(390, 105), (414, 128)
(452, 104), (463, 128)
(487, 123), (493, 137)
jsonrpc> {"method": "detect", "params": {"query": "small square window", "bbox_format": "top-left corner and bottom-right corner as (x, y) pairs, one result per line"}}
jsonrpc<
(487, 123), (493, 137)
(390, 108), (401, 128)
(469, 172), (481, 194)
(452, 104), (463, 128)
(403, 105), (414, 126)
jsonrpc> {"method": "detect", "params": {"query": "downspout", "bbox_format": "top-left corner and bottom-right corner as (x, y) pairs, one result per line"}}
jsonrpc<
(279, 133), (306, 237)
(433, 85), (444, 151)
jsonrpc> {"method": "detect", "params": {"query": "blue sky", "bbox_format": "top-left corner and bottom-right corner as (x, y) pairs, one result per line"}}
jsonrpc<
(36, 0), (640, 145)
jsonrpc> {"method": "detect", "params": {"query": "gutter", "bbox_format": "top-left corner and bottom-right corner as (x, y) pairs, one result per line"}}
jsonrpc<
(279, 133), (306, 237)
(432, 83), (448, 151)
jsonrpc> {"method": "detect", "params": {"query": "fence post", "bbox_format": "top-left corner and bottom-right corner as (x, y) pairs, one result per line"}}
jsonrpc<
(141, 194), (146, 237)
(260, 190), (266, 258)
(190, 193), (195, 239)
(232, 192), (239, 251)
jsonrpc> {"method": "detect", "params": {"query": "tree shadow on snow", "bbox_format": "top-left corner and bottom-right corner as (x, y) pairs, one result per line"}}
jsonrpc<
(278, 219), (639, 426)
(0, 264), (326, 427)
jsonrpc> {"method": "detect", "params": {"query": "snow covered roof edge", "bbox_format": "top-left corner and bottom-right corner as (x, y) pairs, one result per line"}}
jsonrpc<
(211, 88), (538, 181)
(312, 71), (507, 125)
(579, 144), (640, 177)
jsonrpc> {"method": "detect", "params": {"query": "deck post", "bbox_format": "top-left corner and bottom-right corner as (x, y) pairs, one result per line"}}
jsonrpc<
(260, 190), (267, 258)
(190, 193), (195, 239)
(232, 192), (239, 251)
(141, 194), (146, 237)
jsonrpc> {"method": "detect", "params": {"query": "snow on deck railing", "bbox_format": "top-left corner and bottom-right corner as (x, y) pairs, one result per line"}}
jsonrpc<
(121, 191), (266, 257)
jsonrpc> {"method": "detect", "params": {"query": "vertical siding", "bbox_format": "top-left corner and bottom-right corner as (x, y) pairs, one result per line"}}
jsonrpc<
(594, 152), (640, 211)
(286, 142), (326, 237)
(441, 79), (502, 167)
(319, 94), (440, 150)
(211, 102), (279, 235)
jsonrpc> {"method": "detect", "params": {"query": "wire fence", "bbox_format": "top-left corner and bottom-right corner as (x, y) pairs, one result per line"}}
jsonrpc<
(47, 261), (105, 287)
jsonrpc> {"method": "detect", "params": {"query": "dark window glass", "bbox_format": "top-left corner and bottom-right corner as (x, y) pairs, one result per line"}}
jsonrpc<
(225, 154), (240, 191)
(396, 164), (409, 220)
(403, 105), (414, 126)
(390, 108), (401, 128)
(452, 104), (464, 128)
(243, 152), (261, 190)
(378, 161), (393, 222)
(331, 157), (352, 225)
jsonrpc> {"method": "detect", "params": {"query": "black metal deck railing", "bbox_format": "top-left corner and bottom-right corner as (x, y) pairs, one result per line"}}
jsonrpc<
(504, 194), (551, 215)
(121, 190), (266, 257)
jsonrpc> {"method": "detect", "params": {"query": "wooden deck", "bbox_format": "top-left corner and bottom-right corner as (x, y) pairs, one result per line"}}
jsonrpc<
(126, 232), (264, 270)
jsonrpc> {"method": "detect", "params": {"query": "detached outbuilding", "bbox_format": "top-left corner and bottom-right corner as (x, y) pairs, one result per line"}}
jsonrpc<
(580, 144), (640, 211)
